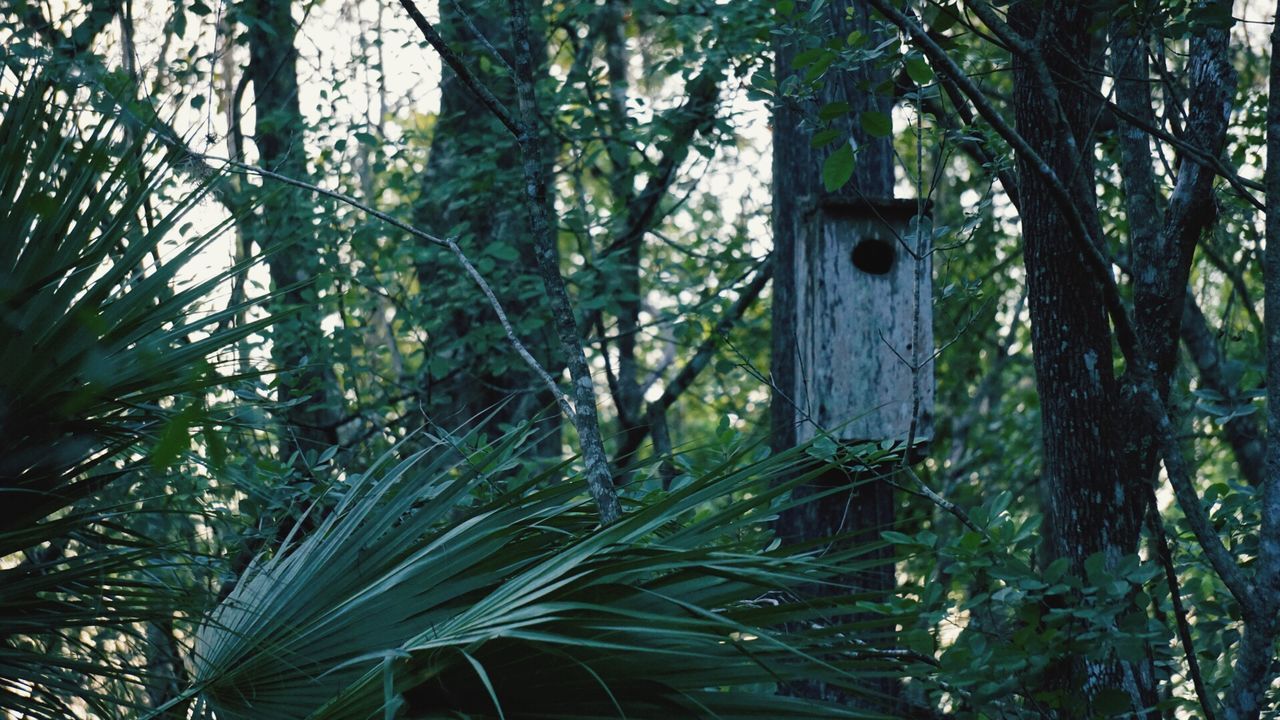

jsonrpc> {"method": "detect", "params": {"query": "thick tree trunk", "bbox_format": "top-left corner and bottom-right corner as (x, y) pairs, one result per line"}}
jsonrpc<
(771, 0), (901, 709)
(1009, 1), (1156, 714)
(412, 0), (561, 451)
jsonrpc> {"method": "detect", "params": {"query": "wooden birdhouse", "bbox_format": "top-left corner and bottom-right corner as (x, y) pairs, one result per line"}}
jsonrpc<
(783, 196), (934, 447)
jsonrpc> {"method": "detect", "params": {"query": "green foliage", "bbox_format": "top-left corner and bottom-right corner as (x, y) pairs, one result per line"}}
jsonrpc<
(0, 66), (269, 719)
(885, 500), (1177, 716)
(3, 0), (1276, 716)
(193, 432), (922, 719)
(0, 69), (270, 528)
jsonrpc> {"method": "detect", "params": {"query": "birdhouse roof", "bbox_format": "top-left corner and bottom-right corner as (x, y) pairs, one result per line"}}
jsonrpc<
(819, 196), (931, 221)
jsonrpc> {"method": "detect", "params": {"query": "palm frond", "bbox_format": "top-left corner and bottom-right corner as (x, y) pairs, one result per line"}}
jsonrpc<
(0, 62), (273, 719)
(193, 431), (919, 720)
(0, 66), (270, 528)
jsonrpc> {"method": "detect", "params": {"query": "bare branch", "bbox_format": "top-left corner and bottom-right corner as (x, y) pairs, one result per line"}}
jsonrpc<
(447, 0), (515, 76)
(901, 465), (984, 536)
(398, 0), (521, 137)
(445, 237), (578, 423)
(1146, 496), (1217, 720)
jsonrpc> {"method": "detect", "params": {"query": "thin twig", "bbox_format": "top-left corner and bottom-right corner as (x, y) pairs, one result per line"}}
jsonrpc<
(1146, 493), (1216, 720)
(445, 237), (578, 422)
(447, 0), (515, 76)
(901, 465), (984, 536)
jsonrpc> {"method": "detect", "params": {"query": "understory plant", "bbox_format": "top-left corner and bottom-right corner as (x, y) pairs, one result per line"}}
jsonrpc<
(190, 429), (924, 720)
(0, 64), (267, 719)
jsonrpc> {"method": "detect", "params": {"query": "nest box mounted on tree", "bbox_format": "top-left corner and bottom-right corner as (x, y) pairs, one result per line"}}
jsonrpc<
(784, 196), (934, 447)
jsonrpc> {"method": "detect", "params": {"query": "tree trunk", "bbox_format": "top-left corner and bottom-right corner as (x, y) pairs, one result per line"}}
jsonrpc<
(1009, 1), (1156, 713)
(412, 0), (561, 452)
(1223, 7), (1280, 716)
(245, 0), (345, 455)
(771, 0), (900, 709)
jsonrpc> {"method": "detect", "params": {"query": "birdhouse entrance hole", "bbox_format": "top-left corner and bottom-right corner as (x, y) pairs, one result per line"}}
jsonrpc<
(851, 236), (895, 275)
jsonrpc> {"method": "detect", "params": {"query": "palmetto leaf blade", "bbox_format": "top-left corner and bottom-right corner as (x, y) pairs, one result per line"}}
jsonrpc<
(194, 435), (917, 720)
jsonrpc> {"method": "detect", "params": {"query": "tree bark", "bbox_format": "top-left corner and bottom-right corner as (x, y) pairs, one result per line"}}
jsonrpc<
(1223, 7), (1280, 716)
(245, 0), (345, 455)
(1008, 1), (1157, 713)
(1113, 2), (1236, 494)
(505, 0), (621, 524)
(771, 0), (900, 709)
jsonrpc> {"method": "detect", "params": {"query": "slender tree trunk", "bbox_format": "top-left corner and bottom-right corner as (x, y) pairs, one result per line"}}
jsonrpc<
(1110, 5), (1235, 714)
(244, 0), (344, 455)
(1113, 0), (1235, 488)
(599, 0), (644, 435)
(1223, 8), (1280, 716)
(1180, 295), (1265, 487)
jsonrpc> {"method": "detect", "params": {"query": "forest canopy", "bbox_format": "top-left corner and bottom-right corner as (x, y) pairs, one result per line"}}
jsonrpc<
(2, 0), (1279, 718)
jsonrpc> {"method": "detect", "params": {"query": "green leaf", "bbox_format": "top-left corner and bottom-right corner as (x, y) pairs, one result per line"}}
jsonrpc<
(818, 101), (850, 121)
(927, 4), (960, 33)
(0, 72), (280, 718)
(810, 128), (841, 148)
(1187, 2), (1234, 29)
(804, 54), (836, 83)
(1084, 552), (1110, 586)
(487, 242), (519, 262)
(792, 48), (828, 69)
(807, 434), (839, 460)
(906, 628), (934, 655)
(881, 530), (916, 546)
(905, 54), (935, 85)
(860, 110), (893, 138)
(1092, 688), (1134, 715)
(203, 424), (228, 471)
(171, 5), (188, 38)
(822, 142), (856, 192)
